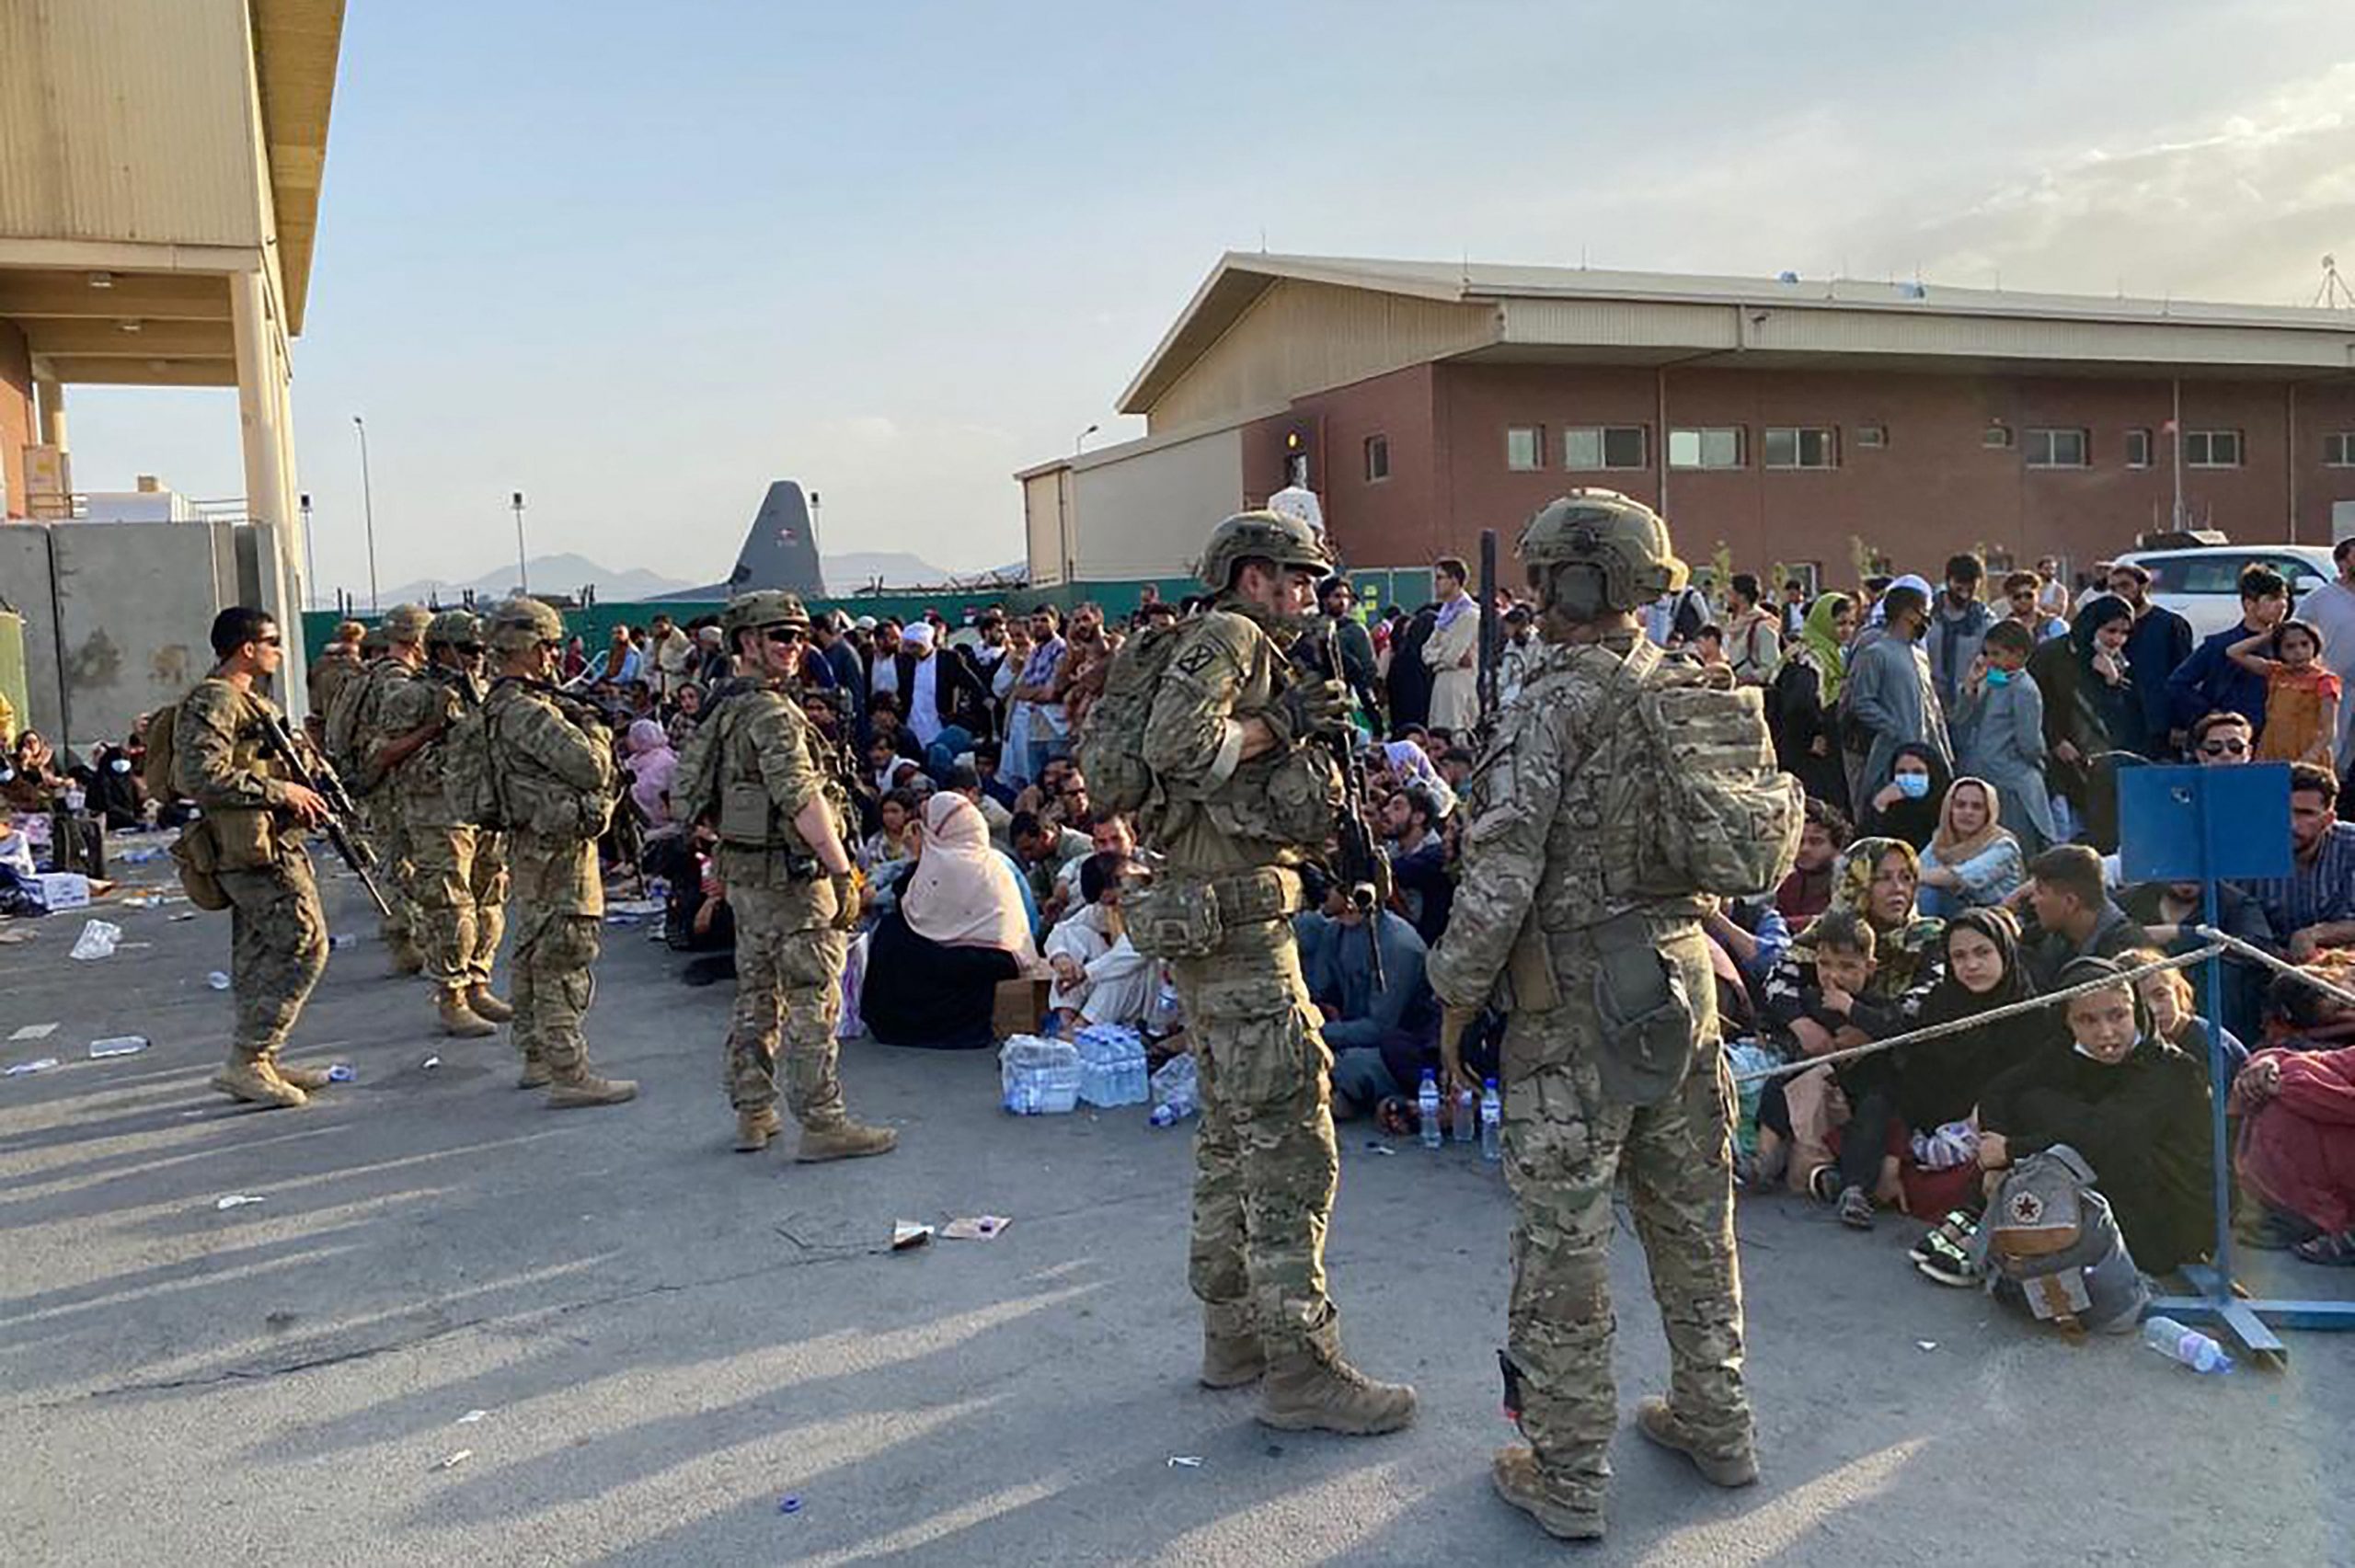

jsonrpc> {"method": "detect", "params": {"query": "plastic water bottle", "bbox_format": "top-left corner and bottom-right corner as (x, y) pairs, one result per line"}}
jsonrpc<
(1418, 1069), (1442, 1150)
(1149, 1054), (1199, 1127)
(1453, 1087), (1477, 1144)
(2142, 1316), (2233, 1374)
(1480, 1079), (1503, 1162)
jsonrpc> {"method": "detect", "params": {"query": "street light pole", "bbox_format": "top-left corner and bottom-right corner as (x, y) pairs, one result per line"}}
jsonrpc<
(1074, 422), (1099, 456)
(511, 491), (529, 595)
(351, 416), (380, 612)
(299, 492), (317, 612)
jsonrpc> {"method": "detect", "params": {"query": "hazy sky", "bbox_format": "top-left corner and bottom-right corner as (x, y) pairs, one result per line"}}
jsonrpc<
(61, 0), (2355, 596)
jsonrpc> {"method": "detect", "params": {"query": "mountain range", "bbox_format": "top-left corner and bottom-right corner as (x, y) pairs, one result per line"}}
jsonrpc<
(377, 549), (975, 605)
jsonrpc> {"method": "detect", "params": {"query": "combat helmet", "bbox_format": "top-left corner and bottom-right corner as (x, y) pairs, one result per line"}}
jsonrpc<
(426, 609), (483, 648)
(1197, 509), (1335, 593)
(485, 595), (566, 653)
(721, 589), (811, 642)
(381, 602), (432, 642)
(1518, 489), (1687, 619)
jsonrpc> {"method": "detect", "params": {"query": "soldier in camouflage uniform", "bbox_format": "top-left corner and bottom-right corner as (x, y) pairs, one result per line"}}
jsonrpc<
(1138, 509), (1415, 1436)
(677, 590), (897, 1160)
(327, 603), (431, 973)
(374, 610), (511, 1037)
(174, 608), (338, 1108)
(305, 619), (367, 746)
(1427, 490), (1757, 1542)
(480, 597), (636, 1108)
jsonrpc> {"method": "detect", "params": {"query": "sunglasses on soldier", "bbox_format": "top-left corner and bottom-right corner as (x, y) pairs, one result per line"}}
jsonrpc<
(764, 626), (804, 646)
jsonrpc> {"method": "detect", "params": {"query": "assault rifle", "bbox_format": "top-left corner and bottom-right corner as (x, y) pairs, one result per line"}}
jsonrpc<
(255, 709), (395, 921)
(1316, 621), (1387, 990)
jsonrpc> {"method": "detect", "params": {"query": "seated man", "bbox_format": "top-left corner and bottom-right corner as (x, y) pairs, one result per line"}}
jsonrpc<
(1383, 784), (1453, 946)
(2246, 763), (2355, 963)
(2016, 844), (2142, 989)
(971, 739), (1020, 811)
(1774, 797), (1851, 933)
(1053, 811), (1136, 909)
(1304, 875), (1441, 1123)
(1009, 809), (1091, 930)
(1044, 852), (1155, 1032)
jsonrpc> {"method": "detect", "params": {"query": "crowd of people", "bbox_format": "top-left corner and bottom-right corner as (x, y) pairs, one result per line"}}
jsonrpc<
(15, 538), (2355, 1288)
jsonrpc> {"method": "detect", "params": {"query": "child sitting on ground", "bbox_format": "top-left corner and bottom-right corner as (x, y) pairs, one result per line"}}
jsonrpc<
(1751, 911), (1906, 1223)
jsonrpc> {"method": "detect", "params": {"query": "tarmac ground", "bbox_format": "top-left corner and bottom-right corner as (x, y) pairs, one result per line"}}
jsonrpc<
(5, 841), (2351, 1565)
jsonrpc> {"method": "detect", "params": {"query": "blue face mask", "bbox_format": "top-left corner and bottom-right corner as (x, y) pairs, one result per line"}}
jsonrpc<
(1894, 772), (1932, 799)
(1984, 667), (2014, 687)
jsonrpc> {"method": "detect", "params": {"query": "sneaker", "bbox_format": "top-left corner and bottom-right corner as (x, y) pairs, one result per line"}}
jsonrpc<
(1837, 1185), (1875, 1230)
(1916, 1231), (1982, 1288)
(1909, 1209), (1978, 1265)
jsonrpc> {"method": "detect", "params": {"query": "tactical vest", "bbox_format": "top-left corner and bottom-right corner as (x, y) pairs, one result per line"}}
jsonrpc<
(170, 678), (289, 876)
(711, 688), (845, 861)
(1143, 608), (1340, 865)
(483, 681), (611, 841)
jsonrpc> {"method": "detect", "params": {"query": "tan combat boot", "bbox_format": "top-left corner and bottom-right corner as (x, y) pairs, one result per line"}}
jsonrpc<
(211, 1057), (308, 1109)
(1491, 1447), (1605, 1541)
(546, 1070), (638, 1109)
(1256, 1350), (1417, 1435)
(1633, 1396), (1758, 1487)
(515, 1056), (552, 1091)
(465, 985), (514, 1023)
(795, 1119), (898, 1162)
(1199, 1304), (1267, 1389)
(437, 989), (498, 1038)
(275, 1061), (336, 1092)
(735, 1106), (782, 1152)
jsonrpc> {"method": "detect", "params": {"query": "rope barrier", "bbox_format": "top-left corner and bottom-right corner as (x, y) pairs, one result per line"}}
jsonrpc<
(1729, 943), (2226, 1085)
(2192, 925), (2355, 1011)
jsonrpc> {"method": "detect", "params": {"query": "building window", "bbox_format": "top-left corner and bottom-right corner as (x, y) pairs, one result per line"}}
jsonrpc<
(2324, 432), (2355, 468)
(2186, 429), (2243, 468)
(2026, 428), (2091, 469)
(2125, 429), (2153, 469)
(1363, 434), (1390, 483)
(1982, 424), (2015, 450)
(1763, 427), (1837, 469)
(1855, 425), (1888, 450)
(1668, 428), (1743, 469)
(1563, 425), (1647, 470)
(1506, 426), (1545, 471)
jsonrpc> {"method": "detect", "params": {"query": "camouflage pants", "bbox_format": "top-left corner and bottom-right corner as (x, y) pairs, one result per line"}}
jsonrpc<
(1172, 913), (1341, 1358)
(507, 831), (602, 1079)
(1504, 1043), (1750, 1510)
(362, 794), (419, 949)
(217, 851), (329, 1063)
(722, 868), (848, 1124)
(409, 822), (508, 989)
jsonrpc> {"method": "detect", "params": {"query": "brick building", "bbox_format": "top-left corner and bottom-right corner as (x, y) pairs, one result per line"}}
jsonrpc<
(1019, 254), (2355, 603)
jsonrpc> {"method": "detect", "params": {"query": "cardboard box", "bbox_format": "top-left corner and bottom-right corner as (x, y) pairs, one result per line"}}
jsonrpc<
(32, 872), (90, 912)
(993, 978), (1050, 1041)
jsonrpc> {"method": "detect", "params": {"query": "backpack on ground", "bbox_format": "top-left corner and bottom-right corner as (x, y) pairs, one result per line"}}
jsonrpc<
(1603, 640), (1803, 900)
(1983, 1145), (2149, 1335)
(1076, 621), (1183, 818)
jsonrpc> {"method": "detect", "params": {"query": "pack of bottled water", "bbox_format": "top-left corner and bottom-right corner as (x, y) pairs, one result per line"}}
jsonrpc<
(1149, 1053), (1200, 1127)
(1000, 1035), (1081, 1115)
(1075, 1023), (1149, 1107)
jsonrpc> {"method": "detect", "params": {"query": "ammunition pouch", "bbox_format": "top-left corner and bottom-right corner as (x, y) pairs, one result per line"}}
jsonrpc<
(169, 821), (233, 910)
(1124, 877), (1223, 959)
(1590, 911), (1698, 1104)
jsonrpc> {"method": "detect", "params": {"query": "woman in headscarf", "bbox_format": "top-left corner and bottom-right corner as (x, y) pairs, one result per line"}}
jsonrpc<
(1771, 592), (1855, 814)
(621, 719), (679, 830)
(1976, 956), (2213, 1276)
(861, 793), (1042, 1049)
(1377, 738), (1458, 819)
(1916, 775), (2024, 919)
(1858, 741), (1950, 850)
(1899, 909), (2062, 1279)
(2028, 593), (2143, 822)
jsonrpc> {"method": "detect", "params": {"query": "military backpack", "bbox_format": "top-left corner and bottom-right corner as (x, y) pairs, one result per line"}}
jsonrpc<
(1075, 621), (1182, 818)
(1598, 640), (1804, 901)
(442, 697), (506, 830)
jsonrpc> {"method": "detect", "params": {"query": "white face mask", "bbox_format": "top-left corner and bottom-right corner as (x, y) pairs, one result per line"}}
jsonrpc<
(110, 757), (132, 774)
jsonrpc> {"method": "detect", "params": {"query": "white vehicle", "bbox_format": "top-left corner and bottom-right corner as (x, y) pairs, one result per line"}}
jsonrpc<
(2106, 544), (2338, 641)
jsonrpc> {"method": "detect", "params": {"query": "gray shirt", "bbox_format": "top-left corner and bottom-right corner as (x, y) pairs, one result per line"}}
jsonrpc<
(1845, 631), (1952, 799)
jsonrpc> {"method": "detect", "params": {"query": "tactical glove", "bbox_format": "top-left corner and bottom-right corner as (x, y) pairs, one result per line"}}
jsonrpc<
(1276, 677), (1350, 744)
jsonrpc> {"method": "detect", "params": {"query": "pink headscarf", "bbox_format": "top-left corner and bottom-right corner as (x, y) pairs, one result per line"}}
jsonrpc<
(625, 719), (678, 825)
(903, 793), (1038, 960)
